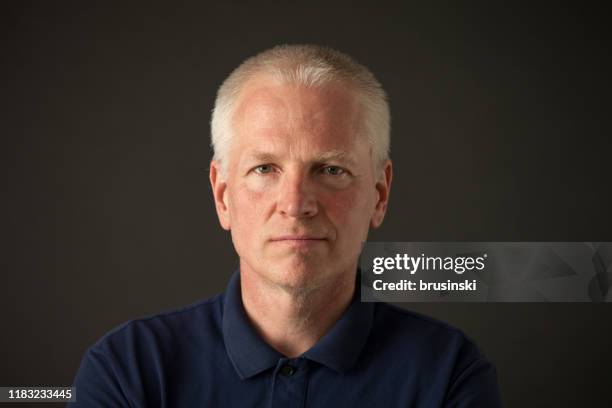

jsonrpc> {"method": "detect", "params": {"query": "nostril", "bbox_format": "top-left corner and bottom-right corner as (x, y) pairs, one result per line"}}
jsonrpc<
(278, 195), (318, 218)
(276, 175), (318, 217)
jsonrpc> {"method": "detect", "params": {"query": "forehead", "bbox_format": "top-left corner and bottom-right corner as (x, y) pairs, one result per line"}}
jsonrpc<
(231, 76), (363, 152)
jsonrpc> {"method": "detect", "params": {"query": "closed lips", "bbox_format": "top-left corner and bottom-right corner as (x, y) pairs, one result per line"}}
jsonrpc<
(270, 236), (326, 241)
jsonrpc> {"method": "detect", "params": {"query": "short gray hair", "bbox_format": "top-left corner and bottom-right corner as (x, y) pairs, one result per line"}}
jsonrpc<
(210, 44), (390, 173)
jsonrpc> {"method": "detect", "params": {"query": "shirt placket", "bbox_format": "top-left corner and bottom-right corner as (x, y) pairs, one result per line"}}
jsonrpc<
(269, 357), (309, 408)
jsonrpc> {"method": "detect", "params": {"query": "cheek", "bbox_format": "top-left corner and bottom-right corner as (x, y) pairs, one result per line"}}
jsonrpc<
(228, 181), (270, 227)
(320, 187), (375, 229)
(227, 184), (268, 257)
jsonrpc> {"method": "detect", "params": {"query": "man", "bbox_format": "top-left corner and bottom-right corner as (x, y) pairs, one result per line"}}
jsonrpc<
(70, 44), (501, 407)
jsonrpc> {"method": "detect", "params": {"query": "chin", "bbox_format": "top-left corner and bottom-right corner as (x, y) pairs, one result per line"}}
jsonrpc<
(268, 261), (330, 292)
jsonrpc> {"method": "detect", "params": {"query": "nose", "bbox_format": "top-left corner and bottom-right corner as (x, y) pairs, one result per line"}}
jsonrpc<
(277, 171), (318, 218)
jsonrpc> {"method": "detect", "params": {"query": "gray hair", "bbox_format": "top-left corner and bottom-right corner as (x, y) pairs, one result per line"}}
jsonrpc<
(210, 44), (390, 174)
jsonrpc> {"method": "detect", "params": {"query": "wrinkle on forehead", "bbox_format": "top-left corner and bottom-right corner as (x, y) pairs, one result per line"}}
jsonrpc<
(226, 77), (372, 174)
(233, 78), (362, 143)
(236, 86), (290, 135)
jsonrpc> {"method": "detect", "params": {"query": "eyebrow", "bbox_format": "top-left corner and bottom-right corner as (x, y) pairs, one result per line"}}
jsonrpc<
(313, 150), (356, 164)
(245, 150), (358, 166)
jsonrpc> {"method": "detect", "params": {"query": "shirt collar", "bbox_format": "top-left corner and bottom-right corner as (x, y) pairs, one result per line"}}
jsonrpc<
(222, 270), (375, 379)
(301, 275), (375, 374)
(222, 271), (282, 379)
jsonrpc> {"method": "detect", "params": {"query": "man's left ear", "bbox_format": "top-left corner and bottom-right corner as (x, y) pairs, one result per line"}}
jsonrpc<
(371, 160), (392, 229)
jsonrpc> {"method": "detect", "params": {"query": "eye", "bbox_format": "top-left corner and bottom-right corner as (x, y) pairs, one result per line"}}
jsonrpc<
(322, 166), (346, 176)
(253, 164), (275, 174)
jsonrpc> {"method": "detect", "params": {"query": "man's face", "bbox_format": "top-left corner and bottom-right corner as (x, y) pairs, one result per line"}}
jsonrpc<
(210, 77), (391, 291)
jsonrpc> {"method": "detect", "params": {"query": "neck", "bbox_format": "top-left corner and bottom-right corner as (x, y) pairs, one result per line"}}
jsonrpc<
(240, 265), (356, 358)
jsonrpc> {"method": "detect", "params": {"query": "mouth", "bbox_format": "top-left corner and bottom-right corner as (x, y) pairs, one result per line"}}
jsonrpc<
(270, 236), (327, 242)
(269, 236), (328, 248)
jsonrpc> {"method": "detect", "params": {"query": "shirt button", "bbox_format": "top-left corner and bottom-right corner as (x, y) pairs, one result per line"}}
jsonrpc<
(280, 365), (296, 377)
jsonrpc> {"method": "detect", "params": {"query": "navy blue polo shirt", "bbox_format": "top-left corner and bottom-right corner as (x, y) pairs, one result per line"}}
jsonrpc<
(70, 271), (501, 407)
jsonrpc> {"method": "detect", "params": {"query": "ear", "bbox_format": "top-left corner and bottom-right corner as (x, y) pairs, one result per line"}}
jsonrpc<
(209, 160), (231, 231)
(370, 160), (393, 229)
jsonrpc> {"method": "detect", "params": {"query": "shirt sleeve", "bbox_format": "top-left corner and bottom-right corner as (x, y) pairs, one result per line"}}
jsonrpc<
(67, 347), (131, 408)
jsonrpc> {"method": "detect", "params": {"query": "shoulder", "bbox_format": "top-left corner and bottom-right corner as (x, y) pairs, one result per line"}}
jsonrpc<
(367, 303), (500, 405)
(89, 294), (224, 359)
(71, 294), (227, 406)
(374, 304), (501, 406)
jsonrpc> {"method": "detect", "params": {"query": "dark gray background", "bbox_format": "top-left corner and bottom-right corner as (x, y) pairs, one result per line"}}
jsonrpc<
(2, 2), (611, 407)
